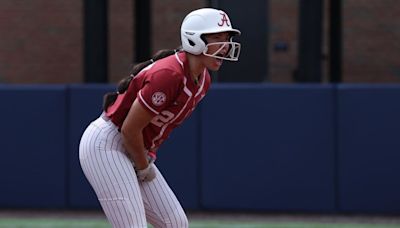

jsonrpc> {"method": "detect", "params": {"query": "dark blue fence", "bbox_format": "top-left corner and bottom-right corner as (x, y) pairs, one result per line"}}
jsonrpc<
(200, 84), (335, 211)
(337, 84), (400, 213)
(0, 85), (67, 208)
(0, 84), (399, 213)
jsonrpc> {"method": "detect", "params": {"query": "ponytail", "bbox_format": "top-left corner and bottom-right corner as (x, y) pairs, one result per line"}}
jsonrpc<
(103, 47), (182, 111)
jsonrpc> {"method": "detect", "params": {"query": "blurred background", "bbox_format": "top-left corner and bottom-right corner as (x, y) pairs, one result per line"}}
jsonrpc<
(1, 0), (400, 218)
(1, 0), (399, 84)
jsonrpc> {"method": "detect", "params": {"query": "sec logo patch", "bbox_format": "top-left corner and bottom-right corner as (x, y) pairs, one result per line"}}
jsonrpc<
(151, 92), (166, 106)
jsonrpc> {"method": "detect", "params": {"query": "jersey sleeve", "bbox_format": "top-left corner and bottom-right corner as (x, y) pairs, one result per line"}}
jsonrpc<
(138, 69), (182, 115)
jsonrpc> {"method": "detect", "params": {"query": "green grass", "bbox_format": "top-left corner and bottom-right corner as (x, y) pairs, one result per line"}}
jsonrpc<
(0, 218), (109, 228)
(0, 218), (399, 228)
(189, 221), (400, 228)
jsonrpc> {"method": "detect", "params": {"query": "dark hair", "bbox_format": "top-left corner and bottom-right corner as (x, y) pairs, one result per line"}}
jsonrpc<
(103, 47), (182, 111)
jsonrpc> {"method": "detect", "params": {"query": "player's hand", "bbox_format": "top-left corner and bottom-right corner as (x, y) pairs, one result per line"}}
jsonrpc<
(136, 163), (156, 182)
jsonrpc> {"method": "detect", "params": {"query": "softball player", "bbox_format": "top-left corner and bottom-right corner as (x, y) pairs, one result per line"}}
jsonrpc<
(79, 8), (241, 228)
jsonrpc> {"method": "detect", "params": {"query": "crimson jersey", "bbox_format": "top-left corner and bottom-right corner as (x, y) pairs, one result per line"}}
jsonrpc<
(106, 51), (211, 153)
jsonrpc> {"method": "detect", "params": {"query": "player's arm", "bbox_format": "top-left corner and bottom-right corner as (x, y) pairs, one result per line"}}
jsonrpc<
(120, 98), (154, 170)
(122, 69), (180, 170)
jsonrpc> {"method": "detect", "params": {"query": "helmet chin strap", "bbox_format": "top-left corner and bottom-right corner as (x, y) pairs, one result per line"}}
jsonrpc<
(203, 42), (241, 61)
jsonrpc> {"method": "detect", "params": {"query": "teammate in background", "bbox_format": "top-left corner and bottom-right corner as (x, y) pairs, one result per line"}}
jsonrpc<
(79, 8), (241, 228)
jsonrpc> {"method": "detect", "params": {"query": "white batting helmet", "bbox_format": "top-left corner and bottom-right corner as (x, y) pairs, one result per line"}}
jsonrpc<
(180, 8), (241, 61)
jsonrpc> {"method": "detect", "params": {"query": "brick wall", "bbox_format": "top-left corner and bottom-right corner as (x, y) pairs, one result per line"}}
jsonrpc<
(0, 0), (83, 83)
(108, 0), (134, 83)
(342, 0), (400, 83)
(0, 0), (399, 83)
(269, 0), (400, 83)
(269, 0), (298, 83)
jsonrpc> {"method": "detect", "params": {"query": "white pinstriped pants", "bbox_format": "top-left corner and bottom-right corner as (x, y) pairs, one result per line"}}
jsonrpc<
(79, 116), (188, 228)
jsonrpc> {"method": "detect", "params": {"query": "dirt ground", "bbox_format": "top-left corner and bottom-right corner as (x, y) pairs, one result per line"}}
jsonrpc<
(0, 209), (400, 225)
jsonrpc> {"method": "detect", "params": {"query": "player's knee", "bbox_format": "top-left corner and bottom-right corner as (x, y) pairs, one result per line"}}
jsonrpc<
(157, 211), (188, 228)
(176, 213), (189, 228)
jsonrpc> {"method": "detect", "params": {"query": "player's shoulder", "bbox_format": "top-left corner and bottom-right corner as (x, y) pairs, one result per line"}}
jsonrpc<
(148, 54), (185, 79)
(154, 53), (183, 71)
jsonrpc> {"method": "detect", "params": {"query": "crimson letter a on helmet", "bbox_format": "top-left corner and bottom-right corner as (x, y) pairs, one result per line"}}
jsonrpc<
(217, 13), (230, 27)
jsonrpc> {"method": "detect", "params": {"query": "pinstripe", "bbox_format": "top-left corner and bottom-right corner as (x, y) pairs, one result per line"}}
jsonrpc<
(143, 182), (164, 223)
(107, 133), (143, 226)
(100, 122), (145, 227)
(81, 124), (113, 224)
(119, 159), (145, 226)
(115, 133), (146, 227)
(83, 125), (107, 199)
(105, 131), (133, 227)
(84, 127), (104, 198)
(140, 166), (188, 228)
(103, 131), (131, 227)
(109, 133), (147, 227)
(80, 117), (150, 228)
(158, 175), (179, 226)
(92, 129), (122, 226)
(79, 127), (95, 186)
(145, 209), (164, 227)
(156, 174), (184, 227)
(95, 128), (126, 227)
(114, 147), (145, 225)
(80, 124), (119, 225)
(153, 178), (176, 226)
(80, 116), (188, 228)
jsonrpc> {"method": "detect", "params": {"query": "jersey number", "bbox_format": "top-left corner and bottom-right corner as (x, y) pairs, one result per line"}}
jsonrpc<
(151, 110), (175, 127)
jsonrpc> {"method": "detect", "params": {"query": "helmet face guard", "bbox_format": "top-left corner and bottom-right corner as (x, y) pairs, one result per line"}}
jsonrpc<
(203, 41), (241, 61)
(180, 8), (241, 61)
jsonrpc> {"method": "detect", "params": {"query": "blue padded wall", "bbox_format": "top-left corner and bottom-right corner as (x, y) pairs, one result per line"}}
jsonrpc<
(337, 85), (400, 212)
(67, 84), (114, 208)
(1, 83), (398, 213)
(156, 109), (201, 210)
(0, 85), (67, 208)
(200, 84), (336, 211)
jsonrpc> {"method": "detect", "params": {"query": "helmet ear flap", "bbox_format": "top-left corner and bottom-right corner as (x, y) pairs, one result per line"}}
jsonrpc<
(181, 32), (206, 55)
